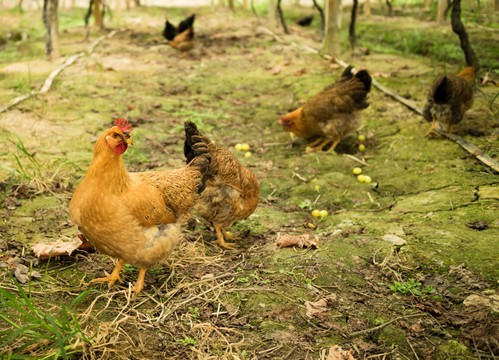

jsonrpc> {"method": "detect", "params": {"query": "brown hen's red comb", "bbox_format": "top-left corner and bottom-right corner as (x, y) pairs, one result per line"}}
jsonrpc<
(115, 118), (132, 133)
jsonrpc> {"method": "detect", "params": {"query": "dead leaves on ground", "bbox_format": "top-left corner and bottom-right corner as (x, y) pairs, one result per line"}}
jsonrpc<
(31, 233), (94, 260)
(276, 234), (318, 249)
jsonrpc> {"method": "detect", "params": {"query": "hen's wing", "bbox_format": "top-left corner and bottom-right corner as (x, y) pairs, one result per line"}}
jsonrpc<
(304, 69), (371, 122)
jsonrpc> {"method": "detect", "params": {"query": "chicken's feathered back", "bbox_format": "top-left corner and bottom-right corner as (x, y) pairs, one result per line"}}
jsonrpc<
(422, 65), (475, 136)
(184, 121), (259, 249)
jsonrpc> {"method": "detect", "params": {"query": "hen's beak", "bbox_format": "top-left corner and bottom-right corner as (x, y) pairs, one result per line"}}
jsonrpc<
(125, 137), (134, 146)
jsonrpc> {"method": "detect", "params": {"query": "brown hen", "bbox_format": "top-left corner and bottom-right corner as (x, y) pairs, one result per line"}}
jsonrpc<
(422, 65), (475, 137)
(69, 119), (211, 296)
(163, 14), (195, 56)
(280, 66), (372, 153)
(184, 121), (260, 250)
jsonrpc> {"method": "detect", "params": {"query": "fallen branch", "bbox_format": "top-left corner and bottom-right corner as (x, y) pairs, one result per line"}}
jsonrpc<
(259, 26), (499, 173)
(0, 28), (125, 114)
(40, 54), (84, 94)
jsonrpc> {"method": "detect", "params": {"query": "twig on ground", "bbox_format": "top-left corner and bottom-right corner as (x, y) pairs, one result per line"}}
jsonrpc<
(349, 313), (424, 336)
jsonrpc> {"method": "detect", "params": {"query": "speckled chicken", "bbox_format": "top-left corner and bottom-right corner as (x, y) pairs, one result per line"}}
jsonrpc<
(422, 65), (475, 137)
(280, 66), (372, 153)
(184, 121), (260, 250)
(69, 119), (211, 296)
(163, 14), (195, 56)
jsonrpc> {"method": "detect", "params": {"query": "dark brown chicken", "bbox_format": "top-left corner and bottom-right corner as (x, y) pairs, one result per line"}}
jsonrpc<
(280, 66), (372, 153)
(163, 14), (195, 56)
(422, 65), (475, 137)
(69, 118), (211, 296)
(184, 121), (260, 250)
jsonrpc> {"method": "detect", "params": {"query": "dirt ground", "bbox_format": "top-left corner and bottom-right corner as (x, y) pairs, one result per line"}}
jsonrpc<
(0, 5), (498, 360)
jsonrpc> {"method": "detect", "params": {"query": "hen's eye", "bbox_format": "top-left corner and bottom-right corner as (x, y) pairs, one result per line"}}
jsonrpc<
(113, 133), (120, 139)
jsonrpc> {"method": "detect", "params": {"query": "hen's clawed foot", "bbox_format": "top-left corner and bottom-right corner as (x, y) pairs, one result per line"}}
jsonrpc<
(131, 268), (147, 298)
(90, 259), (124, 288)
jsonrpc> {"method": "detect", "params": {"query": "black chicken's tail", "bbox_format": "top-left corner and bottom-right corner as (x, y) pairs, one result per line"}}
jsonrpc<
(340, 66), (354, 81)
(163, 20), (177, 41)
(178, 14), (195, 33)
(354, 69), (372, 93)
(184, 121), (212, 194)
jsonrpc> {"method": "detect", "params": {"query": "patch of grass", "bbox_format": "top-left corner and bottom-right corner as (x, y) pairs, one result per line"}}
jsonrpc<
(389, 278), (435, 297)
(0, 276), (93, 359)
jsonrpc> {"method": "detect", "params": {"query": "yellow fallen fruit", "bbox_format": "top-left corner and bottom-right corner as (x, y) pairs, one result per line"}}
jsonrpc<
(319, 210), (328, 217)
(290, 133), (295, 139)
(315, 185), (320, 192)
(358, 135), (366, 141)
(363, 175), (372, 183)
(308, 223), (316, 229)
(240, 143), (250, 151)
(311, 209), (321, 217)
(235, 144), (243, 151)
(357, 175), (366, 183)
(244, 151), (252, 158)
(358, 144), (366, 151)
(353, 167), (362, 175)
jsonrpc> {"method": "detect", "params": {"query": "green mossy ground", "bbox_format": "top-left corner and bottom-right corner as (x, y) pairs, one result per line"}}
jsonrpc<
(0, 3), (498, 359)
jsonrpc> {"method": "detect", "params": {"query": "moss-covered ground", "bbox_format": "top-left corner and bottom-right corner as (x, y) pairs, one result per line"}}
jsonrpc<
(0, 3), (498, 359)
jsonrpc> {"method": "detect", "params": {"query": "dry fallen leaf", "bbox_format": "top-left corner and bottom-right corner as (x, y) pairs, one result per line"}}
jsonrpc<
(32, 234), (94, 260)
(293, 68), (307, 76)
(305, 294), (338, 318)
(330, 63), (340, 69)
(326, 345), (357, 360)
(270, 65), (282, 75)
(276, 234), (318, 249)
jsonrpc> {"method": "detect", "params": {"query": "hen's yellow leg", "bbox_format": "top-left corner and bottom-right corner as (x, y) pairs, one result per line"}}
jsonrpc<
(90, 258), (124, 288)
(307, 137), (325, 148)
(306, 138), (333, 153)
(214, 224), (236, 250)
(425, 119), (441, 138)
(131, 268), (147, 298)
(223, 230), (240, 241)
(325, 138), (341, 153)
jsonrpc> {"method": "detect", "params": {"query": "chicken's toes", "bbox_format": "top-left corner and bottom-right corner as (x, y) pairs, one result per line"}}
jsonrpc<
(424, 128), (442, 138)
(90, 274), (122, 288)
(218, 239), (237, 250)
(131, 268), (147, 298)
(223, 231), (240, 241)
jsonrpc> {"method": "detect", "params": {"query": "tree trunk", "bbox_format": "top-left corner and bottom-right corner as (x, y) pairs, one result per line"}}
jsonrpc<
(364, 0), (371, 16)
(43, 0), (60, 60)
(242, 0), (247, 11)
(312, 0), (325, 38)
(451, 0), (478, 72)
(386, 0), (392, 16)
(93, 0), (102, 28)
(268, 0), (277, 28)
(276, 0), (289, 34)
(84, 0), (93, 41)
(228, 0), (234, 10)
(436, 0), (446, 22)
(349, 0), (358, 50)
(493, 0), (497, 11)
(133, 0), (140, 6)
(443, 0), (452, 18)
(424, 0), (431, 8)
(324, 0), (341, 55)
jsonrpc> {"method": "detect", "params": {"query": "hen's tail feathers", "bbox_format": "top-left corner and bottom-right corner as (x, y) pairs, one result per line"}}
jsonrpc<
(434, 76), (448, 104)
(178, 14), (195, 33)
(296, 15), (314, 26)
(184, 121), (212, 194)
(340, 66), (354, 81)
(355, 70), (372, 92)
(163, 21), (177, 41)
